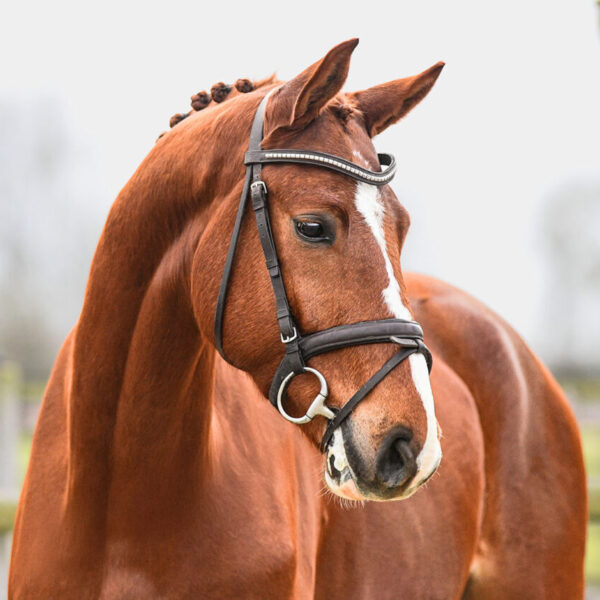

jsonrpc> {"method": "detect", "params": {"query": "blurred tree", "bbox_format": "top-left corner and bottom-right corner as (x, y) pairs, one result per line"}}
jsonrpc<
(538, 180), (600, 375)
(0, 96), (107, 378)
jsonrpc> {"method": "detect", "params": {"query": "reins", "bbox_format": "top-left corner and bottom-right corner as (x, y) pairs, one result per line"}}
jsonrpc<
(214, 93), (432, 452)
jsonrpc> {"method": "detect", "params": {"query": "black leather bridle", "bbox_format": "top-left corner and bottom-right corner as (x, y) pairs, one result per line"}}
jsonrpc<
(214, 92), (432, 452)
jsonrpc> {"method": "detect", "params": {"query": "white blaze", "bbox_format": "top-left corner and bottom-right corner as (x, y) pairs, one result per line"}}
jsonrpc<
(353, 181), (442, 482)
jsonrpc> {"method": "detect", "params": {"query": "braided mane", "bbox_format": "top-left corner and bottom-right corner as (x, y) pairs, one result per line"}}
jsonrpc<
(160, 74), (278, 139)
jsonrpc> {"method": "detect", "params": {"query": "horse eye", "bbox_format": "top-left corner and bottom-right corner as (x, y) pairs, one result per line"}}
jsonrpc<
(296, 221), (324, 239)
(293, 215), (336, 245)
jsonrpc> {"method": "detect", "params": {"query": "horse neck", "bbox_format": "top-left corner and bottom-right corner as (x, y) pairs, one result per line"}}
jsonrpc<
(64, 110), (247, 521)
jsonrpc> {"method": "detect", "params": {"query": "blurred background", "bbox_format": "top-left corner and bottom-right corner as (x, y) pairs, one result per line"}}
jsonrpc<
(1, 0), (599, 596)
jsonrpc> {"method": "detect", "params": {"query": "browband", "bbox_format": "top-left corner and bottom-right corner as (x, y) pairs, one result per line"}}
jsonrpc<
(214, 92), (433, 452)
(244, 150), (396, 186)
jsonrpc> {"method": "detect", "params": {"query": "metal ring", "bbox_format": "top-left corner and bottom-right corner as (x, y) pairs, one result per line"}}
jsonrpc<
(276, 367), (335, 424)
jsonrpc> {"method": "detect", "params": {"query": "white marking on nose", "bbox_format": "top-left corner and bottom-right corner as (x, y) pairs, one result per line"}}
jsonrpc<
(329, 428), (349, 474)
(353, 181), (442, 482)
(409, 353), (442, 478)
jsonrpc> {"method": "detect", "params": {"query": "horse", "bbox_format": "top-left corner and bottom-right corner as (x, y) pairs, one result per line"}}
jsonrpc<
(9, 39), (587, 599)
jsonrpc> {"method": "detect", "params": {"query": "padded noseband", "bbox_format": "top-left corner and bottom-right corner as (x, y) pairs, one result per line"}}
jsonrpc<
(214, 92), (432, 452)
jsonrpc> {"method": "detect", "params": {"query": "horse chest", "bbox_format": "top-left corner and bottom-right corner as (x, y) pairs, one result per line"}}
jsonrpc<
(163, 432), (322, 597)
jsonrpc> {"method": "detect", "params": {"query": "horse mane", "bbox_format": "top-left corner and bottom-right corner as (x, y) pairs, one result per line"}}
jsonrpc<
(161, 73), (280, 137)
(158, 72), (357, 142)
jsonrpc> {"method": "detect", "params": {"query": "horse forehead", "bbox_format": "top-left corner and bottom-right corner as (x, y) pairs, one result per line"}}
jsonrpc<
(277, 106), (375, 160)
(265, 120), (382, 211)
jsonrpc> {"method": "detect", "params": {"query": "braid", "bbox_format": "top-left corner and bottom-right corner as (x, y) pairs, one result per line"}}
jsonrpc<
(191, 91), (211, 111)
(165, 73), (279, 132)
(234, 78), (254, 93)
(169, 112), (190, 128)
(210, 82), (232, 103)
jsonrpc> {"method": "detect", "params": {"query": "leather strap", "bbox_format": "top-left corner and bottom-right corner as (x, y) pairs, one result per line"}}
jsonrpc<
(268, 319), (432, 406)
(245, 150), (396, 186)
(250, 173), (304, 373)
(320, 344), (423, 451)
(299, 319), (429, 362)
(214, 93), (272, 360)
(250, 182), (297, 343)
(214, 165), (253, 359)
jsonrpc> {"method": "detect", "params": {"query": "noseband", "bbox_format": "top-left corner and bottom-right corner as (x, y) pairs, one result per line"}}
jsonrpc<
(214, 93), (432, 452)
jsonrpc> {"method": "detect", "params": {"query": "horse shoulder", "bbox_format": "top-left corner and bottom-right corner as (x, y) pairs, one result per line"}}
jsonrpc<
(405, 272), (587, 598)
(190, 360), (322, 598)
(405, 271), (582, 448)
(9, 330), (85, 597)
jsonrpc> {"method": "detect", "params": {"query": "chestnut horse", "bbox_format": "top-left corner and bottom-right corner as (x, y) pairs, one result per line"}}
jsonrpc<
(9, 40), (587, 599)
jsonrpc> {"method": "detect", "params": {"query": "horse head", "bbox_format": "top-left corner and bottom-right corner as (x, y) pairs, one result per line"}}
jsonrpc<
(184, 39), (444, 502)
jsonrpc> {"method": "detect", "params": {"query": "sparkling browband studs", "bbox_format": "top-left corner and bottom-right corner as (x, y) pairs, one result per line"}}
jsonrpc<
(262, 152), (395, 183)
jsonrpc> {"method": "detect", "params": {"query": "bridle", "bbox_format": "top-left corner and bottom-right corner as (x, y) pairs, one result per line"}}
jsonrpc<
(214, 92), (433, 452)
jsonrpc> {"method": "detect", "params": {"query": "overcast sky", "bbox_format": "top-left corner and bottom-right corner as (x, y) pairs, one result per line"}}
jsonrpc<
(1, 0), (599, 366)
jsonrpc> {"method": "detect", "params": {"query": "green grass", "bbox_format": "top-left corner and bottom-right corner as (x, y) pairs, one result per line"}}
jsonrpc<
(0, 433), (30, 534)
(583, 426), (600, 479)
(587, 522), (600, 584)
(17, 433), (32, 485)
(559, 377), (600, 404)
(0, 499), (17, 534)
(591, 479), (600, 520)
(587, 423), (600, 583)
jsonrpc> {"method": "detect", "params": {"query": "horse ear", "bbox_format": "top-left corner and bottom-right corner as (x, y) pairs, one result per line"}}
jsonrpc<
(266, 38), (359, 136)
(350, 62), (445, 137)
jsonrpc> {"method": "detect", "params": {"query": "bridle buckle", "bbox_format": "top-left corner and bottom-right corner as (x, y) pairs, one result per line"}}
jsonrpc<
(280, 327), (298, 344)
(250, 180), (268, 195)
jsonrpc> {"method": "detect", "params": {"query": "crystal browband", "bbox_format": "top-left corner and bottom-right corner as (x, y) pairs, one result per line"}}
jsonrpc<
(244, 149), (396, 186)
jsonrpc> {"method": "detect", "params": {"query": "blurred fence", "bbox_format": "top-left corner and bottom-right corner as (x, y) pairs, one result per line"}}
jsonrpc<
(0, 361), (21, 599)
(0, 362), (19, 495)
(0, 361), (41, 597)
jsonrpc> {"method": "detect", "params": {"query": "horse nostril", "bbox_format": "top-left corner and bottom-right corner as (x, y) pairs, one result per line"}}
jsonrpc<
(376, 428), (418, 489)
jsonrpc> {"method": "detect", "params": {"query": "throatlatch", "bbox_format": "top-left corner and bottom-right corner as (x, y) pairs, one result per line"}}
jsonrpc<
(214, 92), (432, 452)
